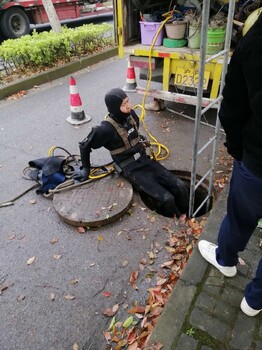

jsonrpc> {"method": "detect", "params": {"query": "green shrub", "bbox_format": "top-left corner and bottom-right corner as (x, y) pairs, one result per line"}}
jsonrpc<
(0, 23), (114, 80)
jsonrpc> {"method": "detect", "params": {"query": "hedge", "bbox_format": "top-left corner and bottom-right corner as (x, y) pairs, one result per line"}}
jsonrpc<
(0, 23), (114, 83)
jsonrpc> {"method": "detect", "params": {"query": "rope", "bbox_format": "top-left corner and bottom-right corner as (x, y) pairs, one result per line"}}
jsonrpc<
(0, 183), (40, 208)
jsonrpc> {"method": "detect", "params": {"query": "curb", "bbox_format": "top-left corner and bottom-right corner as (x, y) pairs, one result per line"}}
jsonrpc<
(0, 46), (118, 101)
(147, 185), (229, 349)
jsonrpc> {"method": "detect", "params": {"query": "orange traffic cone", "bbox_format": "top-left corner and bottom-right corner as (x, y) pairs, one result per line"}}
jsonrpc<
(123, 59), (137, 92)
(67, 76), (91, 125)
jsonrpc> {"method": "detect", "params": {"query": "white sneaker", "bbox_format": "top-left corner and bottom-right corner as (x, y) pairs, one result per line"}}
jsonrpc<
(241, 297), (262, 317)
(198, 240), (237, 277)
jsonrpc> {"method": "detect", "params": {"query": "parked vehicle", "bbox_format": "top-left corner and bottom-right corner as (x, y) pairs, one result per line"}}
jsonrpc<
(0, 0), (113, 39)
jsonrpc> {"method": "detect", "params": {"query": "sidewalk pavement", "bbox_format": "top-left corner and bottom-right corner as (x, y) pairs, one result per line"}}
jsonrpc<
(1, 49), (261, 350)
(0, 47), (118, 101)
(148, 184), (262, 350)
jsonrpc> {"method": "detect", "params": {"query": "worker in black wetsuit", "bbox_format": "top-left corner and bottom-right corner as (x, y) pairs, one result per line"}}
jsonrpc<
(74, 88), (189, 218)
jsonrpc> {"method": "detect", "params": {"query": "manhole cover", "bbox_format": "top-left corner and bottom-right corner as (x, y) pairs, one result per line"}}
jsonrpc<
(53, 174), (133, 227)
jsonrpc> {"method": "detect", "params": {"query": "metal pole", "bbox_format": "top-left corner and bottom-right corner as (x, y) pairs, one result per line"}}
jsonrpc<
(189, 0), (210, 217)
(220, 0), (236, 93)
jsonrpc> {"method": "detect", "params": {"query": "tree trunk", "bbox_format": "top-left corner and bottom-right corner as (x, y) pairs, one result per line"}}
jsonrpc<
(42, 0), (62, 33)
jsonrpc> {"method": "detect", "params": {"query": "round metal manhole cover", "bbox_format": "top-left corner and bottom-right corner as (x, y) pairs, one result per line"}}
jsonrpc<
(53, 174), (133, 227)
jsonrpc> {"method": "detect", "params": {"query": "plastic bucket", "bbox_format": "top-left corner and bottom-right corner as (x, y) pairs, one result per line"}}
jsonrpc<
(140, 21), (164, 46)
(206, 28), (226, 54)
(163, 37), (187, 48)
(165, 21), (187, 39)
(188, 25), (201, 49)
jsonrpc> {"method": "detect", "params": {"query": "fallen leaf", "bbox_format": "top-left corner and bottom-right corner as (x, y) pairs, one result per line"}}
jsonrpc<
(122, 260), (129, 267)
(108, 316), (115, 331)
(156, 278), (168, 286)
(160, 260), (174, 268)
(103, 303), (119, 316)
(238, 257), (245, 266)
(17, 294), (25, 301)
(6, 90), (27, 100)
(139, 258), (147, 271)
(123, 316), (134, 328)
(53, 254), (62, 260)
(64, 294), (75, 300)
(129, 271), (139, 290)
(111, 335), (120, 343)
(72, 342), (78, 350)
(102, 291), (112, 297)
(112, 304), (119, 313)
(77, 227), (86, 234)
(116, 339), (128, 348)
(98, 235), (104, 241)
(50, 237), (59, 244)
(148, 251), (155, 260)
(27, 256), (36, 265)
(128, 305), (145, 314)
(103, 331), (111, 341)
(70, 279), (78, 285)
(50, 292), (56, 301)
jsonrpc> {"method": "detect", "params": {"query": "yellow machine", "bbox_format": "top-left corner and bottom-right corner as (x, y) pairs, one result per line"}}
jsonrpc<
(114, 0), (228, 107)
(113, 0), (262, 107)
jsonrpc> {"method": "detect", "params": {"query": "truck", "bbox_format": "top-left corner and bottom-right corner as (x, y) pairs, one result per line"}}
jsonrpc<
(113, 0), (262, 109)
(0, 0), (113, 39)
(113, 0), (262, 216)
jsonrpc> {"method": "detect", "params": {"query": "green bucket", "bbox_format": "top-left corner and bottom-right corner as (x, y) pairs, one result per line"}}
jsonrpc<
(206, 28), (226, 55)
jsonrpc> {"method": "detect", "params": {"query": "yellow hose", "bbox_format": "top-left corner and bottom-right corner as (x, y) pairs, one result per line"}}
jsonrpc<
(134, 10), (174, 161)
(89, 165), (115, 179)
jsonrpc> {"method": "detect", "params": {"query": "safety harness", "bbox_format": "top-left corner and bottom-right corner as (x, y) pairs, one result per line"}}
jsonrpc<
(106, 115), (140, 155)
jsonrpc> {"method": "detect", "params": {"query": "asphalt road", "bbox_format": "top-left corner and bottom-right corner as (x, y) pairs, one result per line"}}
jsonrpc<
(0, 56), (228, 349)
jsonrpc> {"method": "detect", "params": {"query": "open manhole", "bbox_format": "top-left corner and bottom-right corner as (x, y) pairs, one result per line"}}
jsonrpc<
(139, 170), (217, 218)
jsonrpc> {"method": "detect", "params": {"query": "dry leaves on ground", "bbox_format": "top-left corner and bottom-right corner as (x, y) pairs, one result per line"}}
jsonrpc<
(6, 90), (27, 100)
(103, 217), (207, 349)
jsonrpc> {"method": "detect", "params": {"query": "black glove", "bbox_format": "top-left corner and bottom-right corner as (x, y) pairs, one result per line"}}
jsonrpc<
(72, 167), (90, 182)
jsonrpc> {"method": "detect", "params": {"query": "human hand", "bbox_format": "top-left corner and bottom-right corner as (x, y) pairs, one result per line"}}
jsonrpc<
(72, 167), (90, 182)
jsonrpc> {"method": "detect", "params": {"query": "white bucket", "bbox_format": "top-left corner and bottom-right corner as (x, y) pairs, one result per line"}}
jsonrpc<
(165, 21), (187, 39)
(188, 25), (201, 49)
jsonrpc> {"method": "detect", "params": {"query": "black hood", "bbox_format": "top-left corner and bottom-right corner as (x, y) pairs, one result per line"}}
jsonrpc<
(105, 88), (130, 121)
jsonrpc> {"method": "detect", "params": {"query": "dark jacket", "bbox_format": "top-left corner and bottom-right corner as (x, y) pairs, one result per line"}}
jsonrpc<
(219, 13), (262, 176)
(79, 109), (145, 169)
